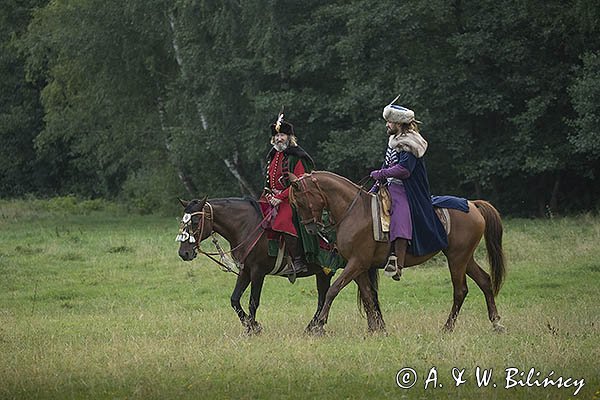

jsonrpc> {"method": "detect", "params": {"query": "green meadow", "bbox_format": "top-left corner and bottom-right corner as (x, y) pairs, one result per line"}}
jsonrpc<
(0, 198), (598, 399)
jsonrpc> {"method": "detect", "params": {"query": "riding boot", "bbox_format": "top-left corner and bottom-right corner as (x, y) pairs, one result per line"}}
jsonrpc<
(384, 238), (407, 281)
(283, 234), (308, 283)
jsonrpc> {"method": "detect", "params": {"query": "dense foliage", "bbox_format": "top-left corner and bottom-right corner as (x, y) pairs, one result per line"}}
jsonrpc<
(1, 0), (599, 215)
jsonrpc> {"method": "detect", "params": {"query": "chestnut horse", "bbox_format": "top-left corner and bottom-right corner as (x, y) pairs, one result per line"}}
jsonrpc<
(176, 197), (384, 335)
(289, 171), (506, 333)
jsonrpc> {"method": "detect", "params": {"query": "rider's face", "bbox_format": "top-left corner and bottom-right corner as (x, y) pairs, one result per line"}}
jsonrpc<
(274, 132), (290, 144)
(386, 121), (400, 135)
(273, 132), (290, 152)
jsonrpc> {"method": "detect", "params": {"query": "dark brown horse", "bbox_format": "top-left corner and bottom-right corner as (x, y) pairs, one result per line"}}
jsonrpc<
(289, 171), (506, 333)
(176, 197), (384, 335)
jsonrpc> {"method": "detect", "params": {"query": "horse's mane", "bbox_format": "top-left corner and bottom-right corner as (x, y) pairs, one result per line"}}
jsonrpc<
(208, 197), (263, 219)
(244, 196), (263, 218)
(312, 170), (368, 192)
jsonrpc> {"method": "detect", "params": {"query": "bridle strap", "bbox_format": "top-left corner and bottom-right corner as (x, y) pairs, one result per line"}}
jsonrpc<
(334, 189), (362, 227)
(192, 201), (275, 265)
(201, 237), (240, 276)
(295, 176), (325, 226)
(294, 173), (363, 228)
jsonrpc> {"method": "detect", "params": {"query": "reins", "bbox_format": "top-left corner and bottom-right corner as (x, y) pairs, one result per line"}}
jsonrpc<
(291, 173), (369, 230)
(187, 201), (275, 273)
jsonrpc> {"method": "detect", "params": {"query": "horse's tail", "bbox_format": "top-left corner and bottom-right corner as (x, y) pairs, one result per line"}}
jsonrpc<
(357, 267), (380, 316)
(473, 200), (506, 297)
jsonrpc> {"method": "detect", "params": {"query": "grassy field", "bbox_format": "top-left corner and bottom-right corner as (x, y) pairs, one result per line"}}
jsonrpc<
(0, 198), (598, 399)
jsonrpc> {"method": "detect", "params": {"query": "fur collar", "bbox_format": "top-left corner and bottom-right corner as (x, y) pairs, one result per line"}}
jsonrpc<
(388, 130), (428, 158)
(267, 145), (314, 166)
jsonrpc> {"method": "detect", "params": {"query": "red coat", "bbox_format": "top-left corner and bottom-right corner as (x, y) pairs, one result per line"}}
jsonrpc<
(259, 150), (308, 236)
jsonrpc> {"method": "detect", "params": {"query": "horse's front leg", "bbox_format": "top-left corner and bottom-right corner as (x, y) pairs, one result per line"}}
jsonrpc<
(314, 257), (364, 332)
(443, 253), (469, 333)
(305, 270), (332, 335)
(231, 270), (251, 328)
(245, 273), (266, 335)
(354, 269), (386, 333)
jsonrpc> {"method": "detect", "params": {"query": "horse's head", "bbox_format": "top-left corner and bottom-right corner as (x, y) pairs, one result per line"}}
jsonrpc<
(289, 173), (327, 235)
(176, 196), (212, 261)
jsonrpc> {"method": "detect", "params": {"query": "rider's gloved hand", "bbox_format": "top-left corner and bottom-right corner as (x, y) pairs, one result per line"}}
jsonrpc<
(370, 169), (385, 180)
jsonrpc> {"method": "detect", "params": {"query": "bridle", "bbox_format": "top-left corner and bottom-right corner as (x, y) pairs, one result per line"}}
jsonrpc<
(291, 173), (364, 230)
(176, 201), (276, 274)
(176, 202), (240, 274)
(176, 202), (214, 246)
(290, 174), (330, 227)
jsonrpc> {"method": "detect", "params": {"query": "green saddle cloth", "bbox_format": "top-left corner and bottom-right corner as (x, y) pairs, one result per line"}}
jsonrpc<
(268, 211), (345, 274)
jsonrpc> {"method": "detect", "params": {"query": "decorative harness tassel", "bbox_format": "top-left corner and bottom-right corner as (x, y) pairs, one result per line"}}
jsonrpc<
(177, 201), (278, 275)
(211, 233), (241, 273)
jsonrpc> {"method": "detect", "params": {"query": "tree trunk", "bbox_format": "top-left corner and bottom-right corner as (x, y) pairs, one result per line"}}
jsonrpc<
(549, 174), (561, 215)
(223, 158), (257, 197)
(169, 12), (252, 196)
(157, 94), (195, 198)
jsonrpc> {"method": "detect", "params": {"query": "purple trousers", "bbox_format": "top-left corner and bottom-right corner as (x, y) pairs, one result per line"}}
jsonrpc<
(388, 182), (412, 241)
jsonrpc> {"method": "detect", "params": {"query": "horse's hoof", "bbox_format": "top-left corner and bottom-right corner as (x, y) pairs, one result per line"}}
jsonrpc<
(306, 324), (326, 337)
(493, 322), (506, 333)
(244, 322), (263, 336)
(367, 327), (388, 336)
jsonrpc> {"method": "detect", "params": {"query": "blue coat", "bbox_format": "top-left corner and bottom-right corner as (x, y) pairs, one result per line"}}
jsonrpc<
(395, 151), (448, 256)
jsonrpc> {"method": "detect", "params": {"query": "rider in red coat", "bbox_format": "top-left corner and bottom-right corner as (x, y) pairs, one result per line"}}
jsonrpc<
(259, 110), (315, 276)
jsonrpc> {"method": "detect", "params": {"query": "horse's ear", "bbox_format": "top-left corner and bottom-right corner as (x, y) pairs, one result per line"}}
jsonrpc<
(288, 173), (300, 189)
(198, 195), (208, 207)
(178, 198), (189, 208)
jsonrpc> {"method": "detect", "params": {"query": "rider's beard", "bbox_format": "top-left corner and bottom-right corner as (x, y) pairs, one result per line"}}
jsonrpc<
(273, 141), (289, 152)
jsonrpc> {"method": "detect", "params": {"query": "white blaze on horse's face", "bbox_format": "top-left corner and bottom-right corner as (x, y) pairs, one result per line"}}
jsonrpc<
(175, 213), (197, 243)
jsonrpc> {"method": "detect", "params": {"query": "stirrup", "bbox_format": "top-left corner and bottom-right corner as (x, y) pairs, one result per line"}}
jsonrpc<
(287, 257), (307, 284)
(292, 257), (308, 274)
(384, 255), (398, 277)
(287, 272), (297, 284)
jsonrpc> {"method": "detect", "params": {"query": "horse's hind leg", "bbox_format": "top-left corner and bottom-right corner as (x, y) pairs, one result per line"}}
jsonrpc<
(443, 255), (469, 332)
(466, 257), (505, 333)
(246, 274), (266, 335)
(305, 271), (332, 335)
(354, 269), (386, 333)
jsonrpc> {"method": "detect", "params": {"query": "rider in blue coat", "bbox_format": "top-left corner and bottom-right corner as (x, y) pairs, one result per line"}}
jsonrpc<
(369, 98), (447, 280)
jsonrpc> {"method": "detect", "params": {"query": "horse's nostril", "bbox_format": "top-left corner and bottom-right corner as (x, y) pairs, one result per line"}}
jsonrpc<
(179, 249), (190, 260)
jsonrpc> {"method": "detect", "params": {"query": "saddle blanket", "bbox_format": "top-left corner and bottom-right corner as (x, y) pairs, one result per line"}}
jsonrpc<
(265, 232), (341, 277)
(371, 193), (469, 243)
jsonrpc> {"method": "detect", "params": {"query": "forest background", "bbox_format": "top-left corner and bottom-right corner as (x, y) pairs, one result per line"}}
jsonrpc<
(1, 0), (599, 217)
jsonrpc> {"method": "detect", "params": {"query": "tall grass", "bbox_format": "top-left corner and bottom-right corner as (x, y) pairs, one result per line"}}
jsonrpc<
(0, 199), (598, 399)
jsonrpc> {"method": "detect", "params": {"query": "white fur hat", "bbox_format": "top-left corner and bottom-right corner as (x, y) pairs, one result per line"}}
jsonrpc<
(382, 95), (417, 124)
(383, 104), (415, 123)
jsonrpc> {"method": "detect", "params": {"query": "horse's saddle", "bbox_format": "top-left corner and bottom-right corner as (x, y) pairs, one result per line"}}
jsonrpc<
(268, 240), (295, 276)
(370, 188), (451, 243)
(267, 236), (338, 278)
